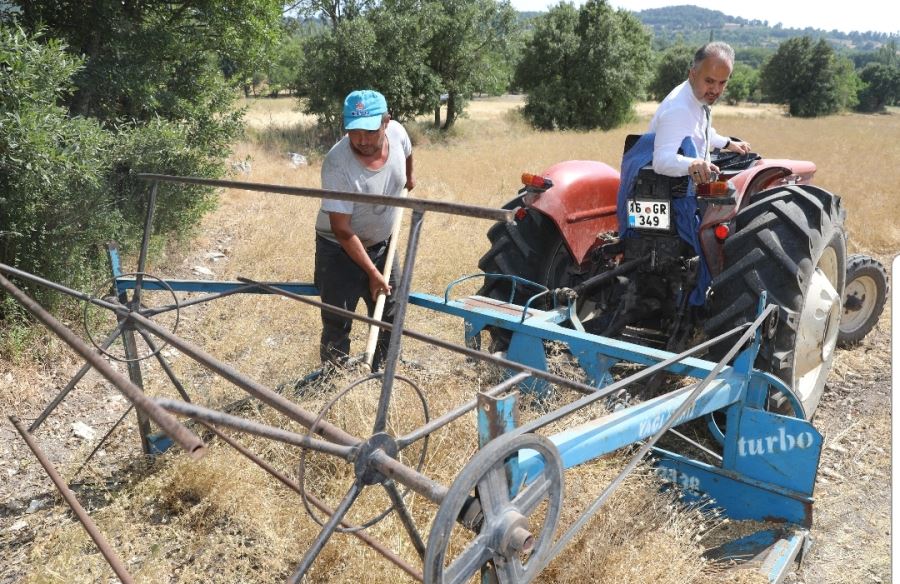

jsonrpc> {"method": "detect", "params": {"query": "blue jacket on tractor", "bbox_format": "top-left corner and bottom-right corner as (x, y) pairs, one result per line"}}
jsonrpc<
(615, 132), (712, 306)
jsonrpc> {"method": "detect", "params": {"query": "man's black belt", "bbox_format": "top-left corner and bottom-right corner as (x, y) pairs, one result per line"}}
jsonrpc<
(316, 235), (389, 253)
(366, 238), (389, 252)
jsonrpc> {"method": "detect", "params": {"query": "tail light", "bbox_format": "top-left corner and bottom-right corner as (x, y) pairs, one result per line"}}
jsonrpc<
(714, 223), (730, 241)
(521, 173), (553, 191)
(696, 180), (733, 197)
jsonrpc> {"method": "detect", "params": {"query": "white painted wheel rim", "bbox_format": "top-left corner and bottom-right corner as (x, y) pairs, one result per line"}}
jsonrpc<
(841, 274), (879, 334)
(793, 249), (841, 404)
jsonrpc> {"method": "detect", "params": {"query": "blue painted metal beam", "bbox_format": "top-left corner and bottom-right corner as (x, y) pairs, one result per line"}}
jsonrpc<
(114, 277), (319, 297)
(409, 292), (726, 379)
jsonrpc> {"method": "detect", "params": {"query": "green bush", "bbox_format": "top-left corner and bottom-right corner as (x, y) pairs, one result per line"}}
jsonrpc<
(1, 26), (122, 307)
(1, 24), (238, 320)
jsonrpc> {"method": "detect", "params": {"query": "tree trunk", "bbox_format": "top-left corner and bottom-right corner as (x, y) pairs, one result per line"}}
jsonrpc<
(433, 105), (441, 128)
(442, 93), (457, 130)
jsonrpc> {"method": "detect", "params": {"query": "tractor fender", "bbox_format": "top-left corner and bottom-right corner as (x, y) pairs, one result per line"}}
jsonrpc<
(700, 159), (817, 276)
(525, 160), (621, 265)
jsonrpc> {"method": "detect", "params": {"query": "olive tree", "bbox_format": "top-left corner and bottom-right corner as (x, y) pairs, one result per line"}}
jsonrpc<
(516, 0), (653, 130)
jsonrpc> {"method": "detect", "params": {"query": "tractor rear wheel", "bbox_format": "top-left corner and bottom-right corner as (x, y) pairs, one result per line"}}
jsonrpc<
(838, 254), (888, 347)
(476, 208), (583, 351)
(477, 209), (576, 305)
(705, 185), (846, 418)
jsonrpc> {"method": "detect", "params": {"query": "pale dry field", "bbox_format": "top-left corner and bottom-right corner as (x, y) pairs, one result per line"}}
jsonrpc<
(0, 95), (895, 584)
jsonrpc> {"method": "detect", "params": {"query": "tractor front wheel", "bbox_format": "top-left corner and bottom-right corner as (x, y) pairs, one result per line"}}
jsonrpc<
(838, 254), (888, 347)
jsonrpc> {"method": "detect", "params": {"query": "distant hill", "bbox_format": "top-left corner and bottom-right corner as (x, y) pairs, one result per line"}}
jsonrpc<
(634, 5), (894, 51)
(515, 4), (896, 52)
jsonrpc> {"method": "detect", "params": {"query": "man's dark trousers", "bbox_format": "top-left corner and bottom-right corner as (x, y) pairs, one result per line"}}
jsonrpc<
(314, 236), (399, 371)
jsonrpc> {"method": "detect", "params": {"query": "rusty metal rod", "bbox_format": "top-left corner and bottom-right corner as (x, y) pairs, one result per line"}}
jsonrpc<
(373, 210), (424, 434)
(0, 273), (205, 459)
(9, 416), (136, 584)
(383, 480), (426, 558)
(126, 309), (451, 504)
(207, 425), (424, 581)
(132, 180), (158, 304)
(72, 404), (134, 479)
(140, 283), (260, 317)
(136, 174), (514, 223)
(397, 371), (531, 449)
(156, 398), (356, 460)
(139, 329), (193, 403)
(238, 277), (604, 397)
(288, 479), (362, 584)
(0, 263), (121, 312)
(368, 449), (448, 504)
(125, 309), (362, 449)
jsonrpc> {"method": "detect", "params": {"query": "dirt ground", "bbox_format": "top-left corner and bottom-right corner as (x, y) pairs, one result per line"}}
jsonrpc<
(0, 96), (895, 582)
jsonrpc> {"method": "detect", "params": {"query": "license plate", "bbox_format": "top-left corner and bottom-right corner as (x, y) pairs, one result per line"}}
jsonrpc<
(627, 199), (670, 230)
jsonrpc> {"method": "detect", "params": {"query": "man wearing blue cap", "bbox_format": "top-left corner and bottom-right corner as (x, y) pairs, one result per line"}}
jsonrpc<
(314, 89), (415, 370)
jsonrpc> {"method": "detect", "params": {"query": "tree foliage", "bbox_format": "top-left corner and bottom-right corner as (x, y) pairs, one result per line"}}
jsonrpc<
(11, 0), (282, 123)
(723, 62), (759, 105)
(856, 62), (900, 112)
(423, 0), (518, 129)
(648, 44), (693, 101)
(760, 36), (859, 117)
(1, 25), (119, 308)
(516, 0), (652, 130)
(0, 2), (282, 314)
(297, 0), (516, 132)
(297, 3), (438, 135)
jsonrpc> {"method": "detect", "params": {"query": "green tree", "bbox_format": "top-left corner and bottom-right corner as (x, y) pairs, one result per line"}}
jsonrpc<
(760, 36), (857, 117)
(856, 62), (900, 112)
(723, 62), (759, 105)
(516, 0), (652, 130)
(267, 31), (305, 96)
(287, 0), (374, 29)
(423, 0), (518, 129)
(11, 0), (283, 123)
(298, 2), (438, 135)
(648, 43), (693, 101)
(0, 2), (280, 312)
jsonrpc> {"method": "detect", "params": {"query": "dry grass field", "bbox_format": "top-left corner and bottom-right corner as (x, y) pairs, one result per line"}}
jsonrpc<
(0, 95), (895, 584)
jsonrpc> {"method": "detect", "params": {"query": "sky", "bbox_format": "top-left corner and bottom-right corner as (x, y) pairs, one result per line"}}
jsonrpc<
(507, 0), (900, 35)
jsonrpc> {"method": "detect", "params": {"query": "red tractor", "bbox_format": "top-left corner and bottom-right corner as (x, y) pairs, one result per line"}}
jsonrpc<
(477, 139), (888, 418)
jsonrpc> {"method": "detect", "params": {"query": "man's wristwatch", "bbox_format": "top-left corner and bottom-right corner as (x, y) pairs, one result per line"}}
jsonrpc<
(724, 140), (731, 149)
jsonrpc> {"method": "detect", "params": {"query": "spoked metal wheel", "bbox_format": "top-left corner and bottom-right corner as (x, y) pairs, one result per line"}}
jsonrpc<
(424, 433), (563, 584)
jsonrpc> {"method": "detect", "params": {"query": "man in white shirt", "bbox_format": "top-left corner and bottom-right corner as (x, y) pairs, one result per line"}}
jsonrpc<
(648, 42), (752, 184)
(314, 89), (415, 370)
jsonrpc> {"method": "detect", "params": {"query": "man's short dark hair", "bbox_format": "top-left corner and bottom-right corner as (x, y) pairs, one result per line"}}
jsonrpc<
(691, 42), (735, 69)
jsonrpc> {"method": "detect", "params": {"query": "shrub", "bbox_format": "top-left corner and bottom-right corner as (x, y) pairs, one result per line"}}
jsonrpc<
(1, 25), (122, 308)
(1, 24), (238, 320)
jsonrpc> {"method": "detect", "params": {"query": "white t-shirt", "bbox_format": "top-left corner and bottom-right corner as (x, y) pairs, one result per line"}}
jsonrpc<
(648, 80), (729, 177)
(315, 120), (412, 246)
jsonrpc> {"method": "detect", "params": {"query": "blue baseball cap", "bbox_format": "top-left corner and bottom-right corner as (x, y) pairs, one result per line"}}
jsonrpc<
(343, 90), (388, 131)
